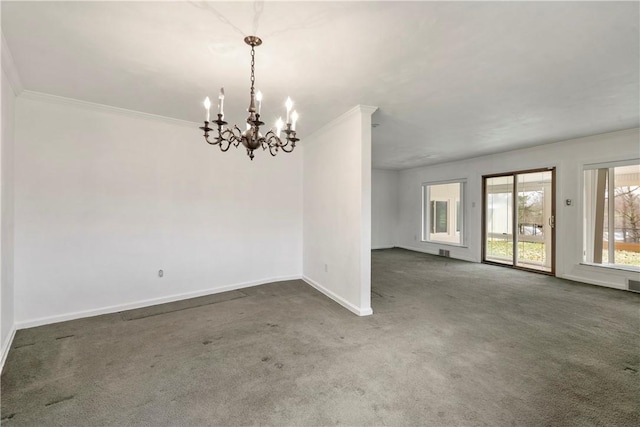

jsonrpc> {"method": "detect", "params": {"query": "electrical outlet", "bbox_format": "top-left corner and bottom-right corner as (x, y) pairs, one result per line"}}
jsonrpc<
(158, 270), (164, 278)
(324, 264), (328, 273)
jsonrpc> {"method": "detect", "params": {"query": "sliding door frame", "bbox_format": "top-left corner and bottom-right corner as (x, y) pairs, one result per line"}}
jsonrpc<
(481, 167), (556, 276)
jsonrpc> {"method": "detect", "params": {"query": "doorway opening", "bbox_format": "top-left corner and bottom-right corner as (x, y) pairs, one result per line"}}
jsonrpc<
(482, 168), (556, 275)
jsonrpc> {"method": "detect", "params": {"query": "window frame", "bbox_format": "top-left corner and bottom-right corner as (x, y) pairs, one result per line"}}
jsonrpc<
(582, 158), (640, 272)
(422, 179), (467, 247)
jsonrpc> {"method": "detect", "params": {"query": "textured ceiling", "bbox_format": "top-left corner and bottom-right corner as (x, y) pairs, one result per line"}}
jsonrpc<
(2, 1), (639, 169)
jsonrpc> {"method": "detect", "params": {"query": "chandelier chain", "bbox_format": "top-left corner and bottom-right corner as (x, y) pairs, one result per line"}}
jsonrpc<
(250, 46), (255, 91)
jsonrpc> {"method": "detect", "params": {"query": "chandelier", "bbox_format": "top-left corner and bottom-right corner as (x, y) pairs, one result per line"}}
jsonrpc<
(199, 36), (299, 160)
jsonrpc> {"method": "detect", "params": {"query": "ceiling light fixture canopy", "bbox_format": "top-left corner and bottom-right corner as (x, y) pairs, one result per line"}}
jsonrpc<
(200, 36), (299, 160)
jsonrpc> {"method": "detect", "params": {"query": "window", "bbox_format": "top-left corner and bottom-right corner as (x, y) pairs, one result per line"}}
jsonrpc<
(432, 201), (448, 233)
(423, 181), (465, 245)
(584, 160), (640, 269)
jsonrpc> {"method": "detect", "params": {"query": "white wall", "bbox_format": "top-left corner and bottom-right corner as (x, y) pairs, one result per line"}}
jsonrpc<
(372, 169), (398, 249)
(1, 61), (17, 364)
(303, 105), (377, 316)
(396, 128), (640, 290)
(13, 93), (303, 327)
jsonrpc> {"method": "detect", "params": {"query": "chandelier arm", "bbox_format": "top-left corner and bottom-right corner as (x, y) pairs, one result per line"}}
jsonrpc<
(285, 133), (299, 148)
(220, 139), (234, 152)
(258, 137), (269, 151)
(263, 131), (279, 148)
(220, 127), (243, 148)
(278, 137), (290, 149)
(204, 134), (220, 146)
(204, 128), (230, 151)
(263, 134), (279, 156)
(280, 143), (295, 153)
(201, 123), (219, 146)
(274, 136), (290, 152)
(232, 125), (244, 143)
(210, 130), (239, 152)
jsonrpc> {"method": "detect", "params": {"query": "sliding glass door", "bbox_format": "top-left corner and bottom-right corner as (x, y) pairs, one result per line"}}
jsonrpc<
(485, 176), (514, 265)
(483, 168), (555, 274)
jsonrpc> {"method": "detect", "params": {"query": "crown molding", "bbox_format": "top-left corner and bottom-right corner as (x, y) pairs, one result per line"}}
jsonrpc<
(1, 32), (24, 95)
(306, 104), (379, 143)
(19, 90), (201, 128)
(358, 105), (378, 117)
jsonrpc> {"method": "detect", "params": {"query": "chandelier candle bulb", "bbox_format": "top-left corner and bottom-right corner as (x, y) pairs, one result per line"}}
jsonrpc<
(204, 97), (211, 122)
(291, 111), (299, 131)
(285, 97), (293, 123)
(276, 117), (283, 138)
(256, 91), (263, 115)
(218, 88), (225, 117)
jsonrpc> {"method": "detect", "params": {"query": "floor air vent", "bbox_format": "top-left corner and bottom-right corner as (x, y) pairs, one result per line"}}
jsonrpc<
(439, 249), (450, 257)
(628, 279), (640, 293)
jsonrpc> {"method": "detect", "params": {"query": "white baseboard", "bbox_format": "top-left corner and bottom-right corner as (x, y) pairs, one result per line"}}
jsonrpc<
(15, 272), (376, 330)
(560, 274), (627, 291)
(396, 244), (477, 263)
(302, 275), (373, 316)
(1, 325), (17, 373)
(372, 245), (395, 250)
(15, 275), (302, 330)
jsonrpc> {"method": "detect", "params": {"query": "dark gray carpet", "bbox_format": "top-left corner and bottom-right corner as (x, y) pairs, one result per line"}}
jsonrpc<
(120, 290), (248, 321)
(1, 248), (639, 426)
